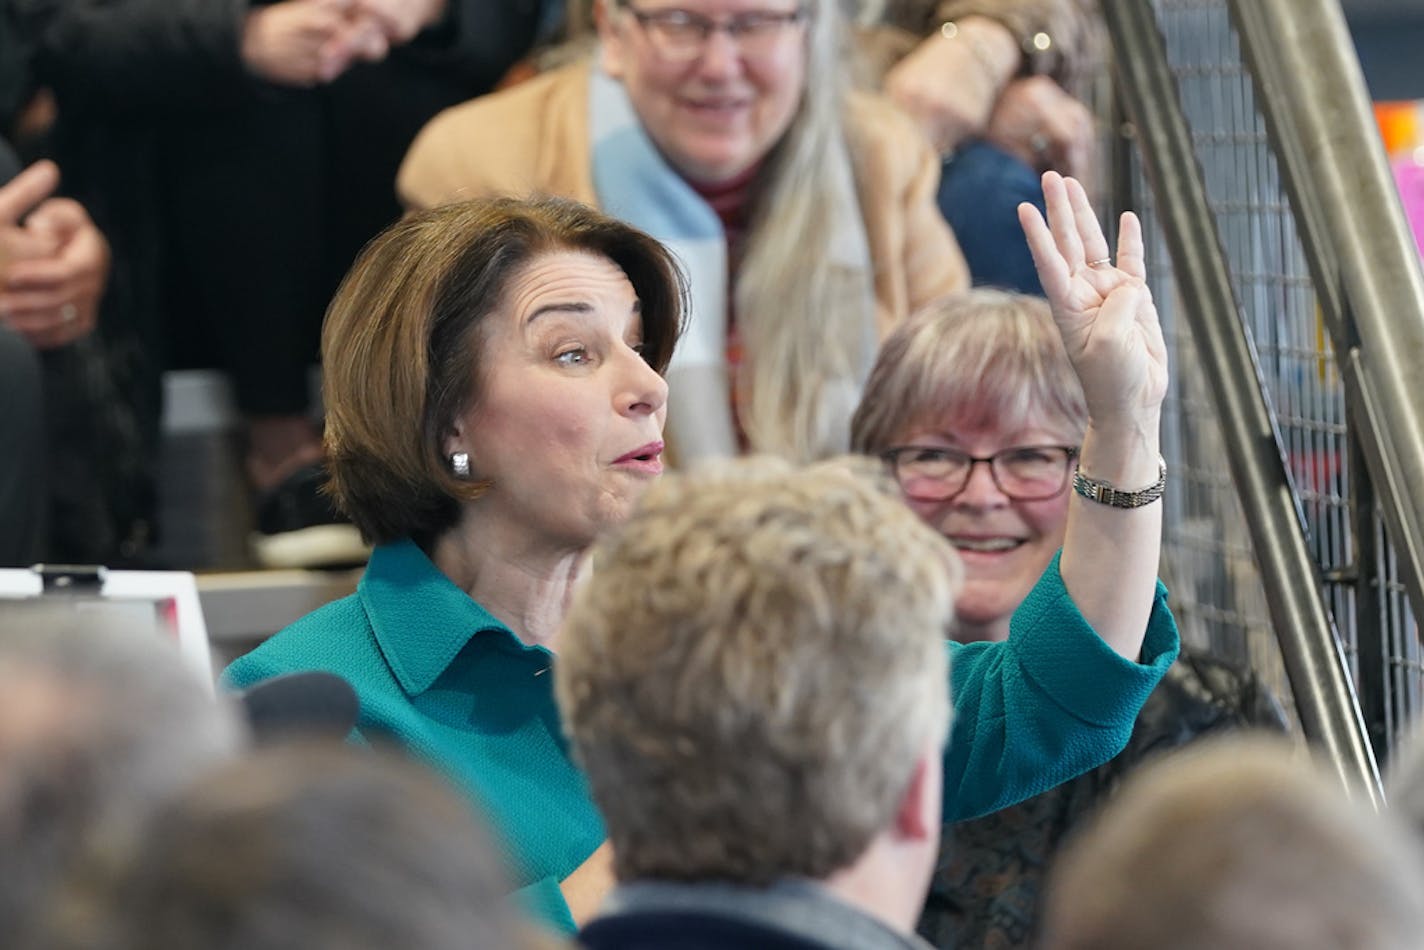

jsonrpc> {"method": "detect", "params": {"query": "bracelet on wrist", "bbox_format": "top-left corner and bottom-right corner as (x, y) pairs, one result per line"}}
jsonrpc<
(1072, 454), (1167, 509)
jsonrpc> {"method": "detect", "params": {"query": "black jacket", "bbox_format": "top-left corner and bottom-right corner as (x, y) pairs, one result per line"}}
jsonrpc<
(8, 0), (554, 560)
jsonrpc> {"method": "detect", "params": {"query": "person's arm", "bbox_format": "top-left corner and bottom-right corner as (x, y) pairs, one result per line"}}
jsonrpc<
(883, 14), (1020, 154)
(14, 0), (250, 113)
(1020, 172), (1166, 661)
(929, 0), (1097, 89)
(941, 561), (1177, 820)
(881, 0), (1099, 156)
(939, 171), (1178, 821)
(15, 0), (384, 115)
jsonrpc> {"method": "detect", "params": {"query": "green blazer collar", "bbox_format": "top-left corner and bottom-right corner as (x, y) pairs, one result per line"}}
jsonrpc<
(360, 539), (545, 694)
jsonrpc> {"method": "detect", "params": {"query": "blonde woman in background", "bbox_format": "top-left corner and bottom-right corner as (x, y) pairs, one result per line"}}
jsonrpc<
(399, 0), (968, 463)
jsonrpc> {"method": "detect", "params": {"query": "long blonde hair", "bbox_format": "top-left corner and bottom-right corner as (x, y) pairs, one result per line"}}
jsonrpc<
(576, 0), (878, 461)
(733, 0), (877, 460)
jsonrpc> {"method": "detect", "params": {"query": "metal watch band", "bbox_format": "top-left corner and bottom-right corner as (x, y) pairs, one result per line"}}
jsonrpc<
(1072, 454), (1167, 509)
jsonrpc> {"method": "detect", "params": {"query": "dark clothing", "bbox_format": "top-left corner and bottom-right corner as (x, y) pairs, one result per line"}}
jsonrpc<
(163, 2), (557, 414)
(0, 325), (45, 567)
(12, 0), (552, 558)
(582, 880), (934, 950)
(917, 649), (1291, 949)
(8, 0), (252, 560)
(938, 140), (1046, 295)
(0, 141), (45, 567)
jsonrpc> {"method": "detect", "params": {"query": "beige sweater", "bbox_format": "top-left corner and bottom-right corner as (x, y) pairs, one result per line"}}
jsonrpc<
(397, 61), (967, 341)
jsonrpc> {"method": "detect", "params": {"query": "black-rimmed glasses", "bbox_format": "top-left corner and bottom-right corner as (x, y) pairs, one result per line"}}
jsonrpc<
(621, 4), (809, 62)
(881, 445), (1079, 502)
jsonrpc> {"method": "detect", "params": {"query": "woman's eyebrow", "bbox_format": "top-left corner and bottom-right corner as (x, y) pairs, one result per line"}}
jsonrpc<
(526, 300), (594, 324)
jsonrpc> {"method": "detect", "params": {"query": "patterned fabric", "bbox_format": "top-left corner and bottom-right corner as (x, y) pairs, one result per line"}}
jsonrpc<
(918, 650), (1291, 948)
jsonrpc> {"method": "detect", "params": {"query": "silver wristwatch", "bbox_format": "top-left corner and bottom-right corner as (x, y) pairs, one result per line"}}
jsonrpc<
(1072, 455), (1167, 509)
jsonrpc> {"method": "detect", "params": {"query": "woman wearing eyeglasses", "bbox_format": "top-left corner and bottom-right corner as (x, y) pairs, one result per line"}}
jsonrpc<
(851, 284), (1289, 949)
(398, 0), (968, 463)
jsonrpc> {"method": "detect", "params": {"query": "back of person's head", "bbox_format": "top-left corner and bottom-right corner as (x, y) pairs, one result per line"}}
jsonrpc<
(850, 289), (1087, 454)
(0, 611), (244, 947)
(109, 741), (536, 950)
(558, 455), (959, 885)
(1040, 736), (1424, 950)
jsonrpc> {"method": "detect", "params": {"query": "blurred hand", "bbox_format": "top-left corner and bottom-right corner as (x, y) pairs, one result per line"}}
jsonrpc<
(884, 17), (1018, 154)
(987, 76), (1096, 181)
(0, 160), (62, 270)
(1018, 172), (1167, 431)
(241, 0), (389, 87)
(0, 161), (109, 350)
(351, 0), (448, 45)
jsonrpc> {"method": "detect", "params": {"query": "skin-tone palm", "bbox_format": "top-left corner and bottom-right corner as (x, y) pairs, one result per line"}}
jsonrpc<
(1017, 171), (1166, 662)
(1019, 172), (1167, 438)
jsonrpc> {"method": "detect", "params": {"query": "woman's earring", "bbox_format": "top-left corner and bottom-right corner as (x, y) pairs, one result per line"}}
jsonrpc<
(450, 451), (471, 478)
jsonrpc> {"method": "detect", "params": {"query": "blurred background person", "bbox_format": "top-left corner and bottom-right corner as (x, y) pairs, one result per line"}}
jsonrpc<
(0, 612), (244, 950)
(0, 151), (110, 566)
(400, 0), (968, 463)
(9, 0), (562, 566)
(850, 287), (1289, 948)
(1039, 737), (1424, 950)
(862, 0), (1101, 293)
(106, 742), (551, 950)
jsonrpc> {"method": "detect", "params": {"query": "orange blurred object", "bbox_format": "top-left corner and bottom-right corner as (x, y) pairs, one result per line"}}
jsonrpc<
(1375, 101), (1420, 156)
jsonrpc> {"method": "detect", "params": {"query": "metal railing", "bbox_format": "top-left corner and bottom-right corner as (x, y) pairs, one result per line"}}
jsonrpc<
(1103, 0), (1424, 800)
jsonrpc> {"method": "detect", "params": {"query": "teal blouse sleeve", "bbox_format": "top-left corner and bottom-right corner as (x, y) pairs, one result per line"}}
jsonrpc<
(941, 551), (1179, 821)
(514, 876), (578, 936)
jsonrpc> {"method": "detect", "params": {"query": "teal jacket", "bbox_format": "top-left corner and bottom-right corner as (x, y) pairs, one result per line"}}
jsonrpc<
(224, 539), (1177, 934)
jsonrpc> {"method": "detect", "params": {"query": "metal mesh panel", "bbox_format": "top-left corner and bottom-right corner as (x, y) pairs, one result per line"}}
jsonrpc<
(1135, 0), (1423, 749)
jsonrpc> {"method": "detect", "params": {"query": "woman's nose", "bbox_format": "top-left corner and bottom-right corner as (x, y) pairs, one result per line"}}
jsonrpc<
(952, 460), (1010, 508)
(619, 347), (668, 417)
(693, 26), (743, 79)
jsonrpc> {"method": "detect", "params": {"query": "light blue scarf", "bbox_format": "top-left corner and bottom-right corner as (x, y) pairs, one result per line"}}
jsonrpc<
(589, 63), (740, 462)
(589, 60), (874, 461)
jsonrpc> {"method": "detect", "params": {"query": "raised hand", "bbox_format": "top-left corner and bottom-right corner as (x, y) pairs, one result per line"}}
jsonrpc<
(1017, 172), (1167, 432)
(1022, 173), (1166, 664)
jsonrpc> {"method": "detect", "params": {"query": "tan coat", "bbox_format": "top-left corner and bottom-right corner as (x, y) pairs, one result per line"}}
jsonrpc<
(397, 61), (967, 340)
(870, 0), (1102, 94)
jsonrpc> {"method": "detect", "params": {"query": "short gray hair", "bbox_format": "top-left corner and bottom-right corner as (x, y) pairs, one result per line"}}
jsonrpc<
(1041, 736), (1424, 950)
(558, 456), (958, 884)
(851, 290), (1087, 454)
